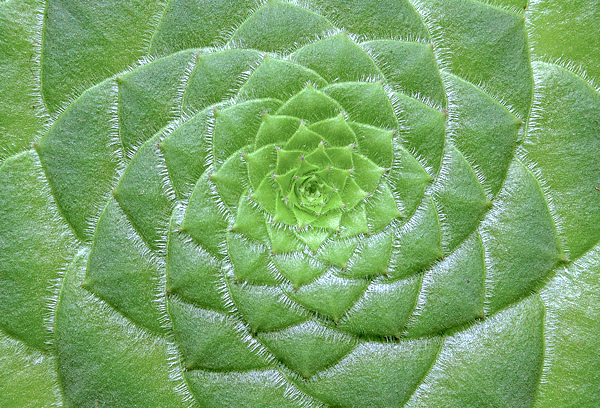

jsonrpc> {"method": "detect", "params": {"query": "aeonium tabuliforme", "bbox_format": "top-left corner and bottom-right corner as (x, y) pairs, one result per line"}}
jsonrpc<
(1, 0), (599, 407)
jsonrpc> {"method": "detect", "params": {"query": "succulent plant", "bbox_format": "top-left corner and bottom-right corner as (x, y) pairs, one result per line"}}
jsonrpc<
(1, 0), (599, 407)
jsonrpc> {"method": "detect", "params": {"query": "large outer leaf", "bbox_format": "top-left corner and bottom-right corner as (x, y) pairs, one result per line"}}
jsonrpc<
(1, 0), (598, 407)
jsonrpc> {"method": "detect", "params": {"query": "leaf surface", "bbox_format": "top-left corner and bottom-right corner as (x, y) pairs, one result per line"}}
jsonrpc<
(1, 0), (598, 406)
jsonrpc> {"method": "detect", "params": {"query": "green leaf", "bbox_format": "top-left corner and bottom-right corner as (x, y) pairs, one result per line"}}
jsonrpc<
(211, 147), (249, 208)
(343, 228), (394, 278)
(0, 332), (59, 407)
(309, 115), (356, 146)
(229, 0), (334, 53)
(113, 133), (173, 248)
(167, 210), (227, 311)
(536, 245), (600, 406)
(161, 106), (215, 198)
(523, 62), (600, 259)
(85, 199), (166, 333)
(394, 92), (447, 174)
(404, 296), (545, 408)
(169, 297), (272, 371)
(0, 0), (46, 162)
(227, 232), (276, 284)
(0, 151), (75, 350)
(229, 282), (308, 332)
(302, 339), (442, 408)
(182, 173), (228, 255)
(337, 274), (421, 337)
(272, 253), (327, 287)
(212, 98), (282, 165)
(434, 145), (491, 251)
(527, 0), (600, 80)
(292, 33), (382, 83)
(419, 0), (533, 117)
(324, 81), (398, 128)
(277, 86), (342, 122)
(41, 0), (165, 112)
(363, 40), (446, 107)
(55, 251), (187, 408)
(186, 369), (308, 408)
(117, 50), (193, 154)
(258, 321), (356, 378)
(35, 79), (119, 241)
(287, 272), (368, 322)
(405, 233), (485, 337)
(481, 160), (563, 314)
(389, 198), (444, 280)
(148, 0), (257, 56)
(444, 73), (522, 196)
(239, 57), (328, 100)
(309, 0), (429, 40)
(183, 49), (262, 112)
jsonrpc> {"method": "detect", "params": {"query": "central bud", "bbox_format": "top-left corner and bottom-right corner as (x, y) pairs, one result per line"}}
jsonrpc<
(270, 139), (348, 228)
(297, 176), (324, 206)
(240, 86), (388, 232)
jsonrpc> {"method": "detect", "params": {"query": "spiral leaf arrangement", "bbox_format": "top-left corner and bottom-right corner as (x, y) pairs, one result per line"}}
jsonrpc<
(1, 0), (599, 407)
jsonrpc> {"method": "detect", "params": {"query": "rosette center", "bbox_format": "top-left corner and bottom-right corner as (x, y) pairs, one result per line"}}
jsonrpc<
(296, 176), (325, 206)
(224, 86), (391, 232)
